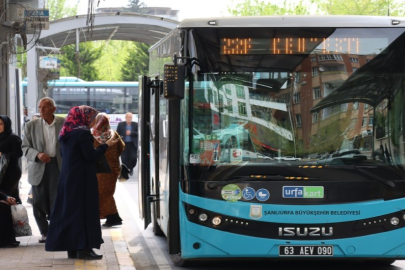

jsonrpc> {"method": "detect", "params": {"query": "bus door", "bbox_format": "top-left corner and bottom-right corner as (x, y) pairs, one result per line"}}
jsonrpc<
(138, 75), (164, 232)
(138, 76), (152, 228)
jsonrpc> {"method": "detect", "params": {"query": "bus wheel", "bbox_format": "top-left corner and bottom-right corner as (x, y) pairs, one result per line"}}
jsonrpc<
(170, 253), (187, 267)
(152, 202), (164, 236)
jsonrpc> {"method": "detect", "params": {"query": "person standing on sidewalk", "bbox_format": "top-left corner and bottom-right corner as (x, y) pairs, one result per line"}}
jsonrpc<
(22, 97), (64, 244)
(116, 112), (138, 176)
(0, 115), (23, 204)
(91, 113), (125, 227)
(45, 106), (119, 260)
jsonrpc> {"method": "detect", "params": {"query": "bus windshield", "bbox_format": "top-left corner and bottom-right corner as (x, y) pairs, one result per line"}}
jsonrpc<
(186, 27), (405, 176)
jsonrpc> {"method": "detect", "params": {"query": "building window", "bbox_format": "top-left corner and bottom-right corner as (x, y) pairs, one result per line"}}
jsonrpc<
(293, 92), (300, 104)
(312, 67), (318, 76)
(218, 94), (224, 113)
(225, 85), (232, 96)
(353, 102), (359, 110)
(350, 57), (359, 63)
(311, 57), (317, 62)
(236, 85), (245, 98)
(312, 112), (319, 123)
(369, 117), (373, 126)
(296, 114), (302, 127)
(238, 102), (247, 116)
(362, 117), (367, 126)
(330, 105), (340, 114)
(313, 87), (321, 99)
(318, 54), (343, 61)
(227, 98), (233, 113)
(208, 91), (213, 103)
(295, 72), (300, 83)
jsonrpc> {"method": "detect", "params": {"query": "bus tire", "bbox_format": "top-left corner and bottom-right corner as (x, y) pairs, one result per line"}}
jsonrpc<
(170, 253), (187, 267)
(152, 202), (164, 236)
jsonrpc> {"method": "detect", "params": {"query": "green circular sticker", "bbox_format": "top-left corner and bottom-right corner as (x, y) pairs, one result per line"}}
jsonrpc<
(221, 184), (242, 202)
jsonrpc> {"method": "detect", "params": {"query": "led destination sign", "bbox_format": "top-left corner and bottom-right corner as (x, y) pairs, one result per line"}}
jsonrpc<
(221, 37), (387, 55)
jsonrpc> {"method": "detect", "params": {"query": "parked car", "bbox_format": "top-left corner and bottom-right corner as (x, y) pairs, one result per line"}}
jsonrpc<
(274, 156), (301, 161)
(257, 154), (271, 160)
(283, 156), (301, 161)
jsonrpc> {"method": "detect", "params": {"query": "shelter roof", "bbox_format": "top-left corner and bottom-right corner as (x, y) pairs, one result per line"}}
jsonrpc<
(38, 13), (179, 48)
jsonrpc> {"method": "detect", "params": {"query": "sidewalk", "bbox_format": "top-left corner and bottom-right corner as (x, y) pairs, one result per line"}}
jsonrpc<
(0, 173), (137, 270)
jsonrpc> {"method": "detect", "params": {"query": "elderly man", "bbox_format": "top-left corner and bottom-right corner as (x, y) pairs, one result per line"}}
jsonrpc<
(22, 97), (65, 243)
(116, 112), (138, 176)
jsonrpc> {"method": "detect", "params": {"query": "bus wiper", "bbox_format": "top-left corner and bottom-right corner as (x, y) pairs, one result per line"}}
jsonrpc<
(207, 175), (314, 189)
(352, 166), (395, 188)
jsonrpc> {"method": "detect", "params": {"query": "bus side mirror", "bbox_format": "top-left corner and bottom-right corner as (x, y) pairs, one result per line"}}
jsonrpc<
(163, 64), (185, 100)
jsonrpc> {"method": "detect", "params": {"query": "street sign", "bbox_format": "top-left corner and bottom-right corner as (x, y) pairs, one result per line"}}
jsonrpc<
(24, 9), (49, 30)
(39, 56), (61, 69)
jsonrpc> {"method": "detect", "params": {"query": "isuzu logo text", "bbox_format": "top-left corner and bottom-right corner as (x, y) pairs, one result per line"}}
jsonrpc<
(278, 227), (333, 236)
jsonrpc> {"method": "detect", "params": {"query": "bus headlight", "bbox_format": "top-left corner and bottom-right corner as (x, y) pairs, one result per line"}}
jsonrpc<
(390, 217), (400, 226)
(198, 213), (208, 222)
(212, 216), (222, 226)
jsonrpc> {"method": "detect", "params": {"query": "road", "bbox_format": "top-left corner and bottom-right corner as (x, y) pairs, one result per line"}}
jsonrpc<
(117, 166), (405, 270)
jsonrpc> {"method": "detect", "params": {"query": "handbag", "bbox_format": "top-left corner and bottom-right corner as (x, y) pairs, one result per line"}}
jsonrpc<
(96, 154), (111, 174)
(0, 155), (9, 185)
(10, 204), (32, 237)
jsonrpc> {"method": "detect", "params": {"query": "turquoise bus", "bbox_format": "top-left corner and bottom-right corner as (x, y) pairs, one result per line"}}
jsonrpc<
(22, 77), (139, 127)
(138, 16), (405, 266)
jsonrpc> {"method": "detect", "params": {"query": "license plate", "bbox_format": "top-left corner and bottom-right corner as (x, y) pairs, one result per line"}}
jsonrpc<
(279, 245), (334, 256)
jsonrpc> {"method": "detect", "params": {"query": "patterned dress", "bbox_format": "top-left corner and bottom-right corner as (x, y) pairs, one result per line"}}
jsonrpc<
(94, 131), (124, 218)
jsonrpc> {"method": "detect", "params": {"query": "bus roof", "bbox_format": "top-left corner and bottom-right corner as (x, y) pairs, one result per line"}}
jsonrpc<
(179, 15), (405, 28)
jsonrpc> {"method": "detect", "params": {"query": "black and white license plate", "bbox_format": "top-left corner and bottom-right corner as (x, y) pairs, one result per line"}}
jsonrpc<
(279, 245), (334, 256)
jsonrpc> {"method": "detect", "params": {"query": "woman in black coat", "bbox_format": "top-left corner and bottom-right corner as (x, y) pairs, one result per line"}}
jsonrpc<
(45, 106), (119, 260)
(0, 191), (20, 247)
(0, 115), (23, 203)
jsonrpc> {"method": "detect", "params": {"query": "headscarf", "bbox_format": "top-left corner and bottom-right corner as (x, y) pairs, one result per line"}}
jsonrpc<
(59, 106), (99, 141)
(0, 115), (13, 142)
(91, 113), (113, 144)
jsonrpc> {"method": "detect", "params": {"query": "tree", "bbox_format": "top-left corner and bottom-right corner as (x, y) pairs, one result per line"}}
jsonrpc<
(124, 0), (146, 13)
(93, 41), (135, 81)
(228, 0), (314, 16)
(46, 0), (78, 20)
(60, 42), (103, 81)
(316, 0), (405, 16)
(228, 0), (405, 16)
(121, 42), (150, 81)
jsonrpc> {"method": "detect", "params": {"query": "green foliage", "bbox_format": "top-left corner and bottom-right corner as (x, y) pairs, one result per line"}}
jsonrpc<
(310, 109), (353, 154)
(228, 0), (313, 16)
(93, 41), (135, 81)
(316, 0), (404, 16)
(60, 42), (103, 81)
(228, 0), (405, 16)
(124, 0), (146, 13)
(121, 42), (150, 81)
(46, 0), (78, 20)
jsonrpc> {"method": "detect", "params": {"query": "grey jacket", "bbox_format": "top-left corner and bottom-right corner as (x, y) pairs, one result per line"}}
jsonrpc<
(21, 116), (65, 186)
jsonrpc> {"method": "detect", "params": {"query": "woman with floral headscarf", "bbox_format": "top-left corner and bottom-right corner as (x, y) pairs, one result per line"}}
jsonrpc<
(91, 113), (125, 227)
(45, 106), (119, 260)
